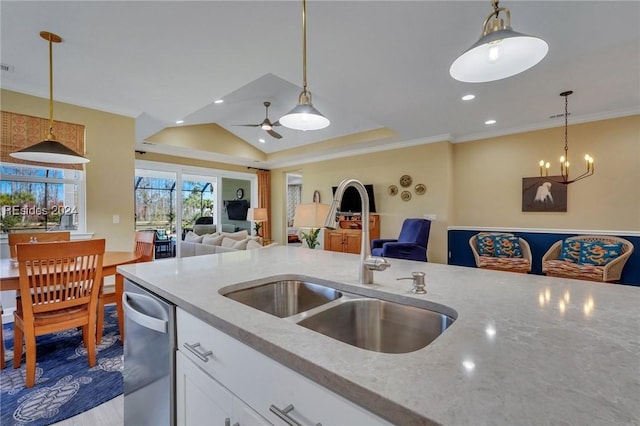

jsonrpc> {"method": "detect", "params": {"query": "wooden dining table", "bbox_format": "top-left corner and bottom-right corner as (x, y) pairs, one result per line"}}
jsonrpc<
(0, 250), (142, 343)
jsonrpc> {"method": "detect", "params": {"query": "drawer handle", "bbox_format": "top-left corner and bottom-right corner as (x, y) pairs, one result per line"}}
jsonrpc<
(183, 342), (213, 362)
(269, 404), (321, 426)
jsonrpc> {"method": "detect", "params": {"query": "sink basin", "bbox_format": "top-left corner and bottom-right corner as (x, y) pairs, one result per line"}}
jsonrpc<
(297, 298), (454, 354)
(224, 280), (342, 318)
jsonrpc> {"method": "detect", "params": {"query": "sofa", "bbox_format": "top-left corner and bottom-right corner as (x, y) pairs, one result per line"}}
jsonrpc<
(180, 230), (275, 257)
(542, 235), (634, 282)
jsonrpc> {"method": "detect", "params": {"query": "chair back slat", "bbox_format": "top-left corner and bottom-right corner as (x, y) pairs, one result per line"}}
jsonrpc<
(134, 231), (156, 262)
(17, 239), (105, 317)
(8, 231), (71, 259)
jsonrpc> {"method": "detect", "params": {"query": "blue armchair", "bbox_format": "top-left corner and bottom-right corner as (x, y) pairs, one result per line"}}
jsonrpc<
(371, 218), (431, 262)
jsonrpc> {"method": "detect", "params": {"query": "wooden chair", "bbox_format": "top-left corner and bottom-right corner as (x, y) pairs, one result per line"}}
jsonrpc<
(8, 231), (71, 259)
(97, 231), (155, 343)
(13, 239), (106, 388)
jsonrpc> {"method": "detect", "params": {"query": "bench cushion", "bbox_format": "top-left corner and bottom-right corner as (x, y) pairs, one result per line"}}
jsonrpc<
(579, 241), (623, 266)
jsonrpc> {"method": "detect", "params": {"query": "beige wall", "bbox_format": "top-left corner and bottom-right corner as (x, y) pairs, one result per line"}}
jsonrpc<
(2, 89), (136, 251)
(5, 88), (637, 263)
(271, 142), (454, 264)
(453, 115), (640, 231)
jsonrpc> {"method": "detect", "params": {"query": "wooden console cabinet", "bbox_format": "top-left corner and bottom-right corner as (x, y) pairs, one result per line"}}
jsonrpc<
(324, 214), (380, 254)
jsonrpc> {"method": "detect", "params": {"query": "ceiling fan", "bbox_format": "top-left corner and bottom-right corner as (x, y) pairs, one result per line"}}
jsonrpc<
(234, 101), (282, 139)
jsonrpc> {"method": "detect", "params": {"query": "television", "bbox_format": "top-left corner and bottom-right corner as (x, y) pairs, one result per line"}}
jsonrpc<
(225, 199), (249, 220)
(331, 184), (376, 214)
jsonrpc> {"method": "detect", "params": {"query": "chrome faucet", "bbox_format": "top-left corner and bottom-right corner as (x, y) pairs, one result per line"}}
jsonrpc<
(324, 178), (390, 284)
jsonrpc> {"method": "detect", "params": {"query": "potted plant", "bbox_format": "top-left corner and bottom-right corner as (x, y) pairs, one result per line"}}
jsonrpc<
(300, 228), (321, 249)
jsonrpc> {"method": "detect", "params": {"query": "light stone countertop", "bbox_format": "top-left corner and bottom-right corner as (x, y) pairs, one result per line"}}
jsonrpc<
(118, 246), (640, 426)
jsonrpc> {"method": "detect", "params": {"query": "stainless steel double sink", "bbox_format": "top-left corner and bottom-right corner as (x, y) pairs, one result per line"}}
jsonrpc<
(222, 280), (455, 354)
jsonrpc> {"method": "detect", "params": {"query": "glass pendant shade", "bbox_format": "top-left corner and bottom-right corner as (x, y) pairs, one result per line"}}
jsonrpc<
(10, 31), (89, 165)
(450, 1), (548, 83)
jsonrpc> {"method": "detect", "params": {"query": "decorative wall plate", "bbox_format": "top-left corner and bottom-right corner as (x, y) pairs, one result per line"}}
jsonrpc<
(415, 184), (426, 195)
(399, 175), (412, 187)
(401, 190), (412, 201)
(387, 185), (398, 196)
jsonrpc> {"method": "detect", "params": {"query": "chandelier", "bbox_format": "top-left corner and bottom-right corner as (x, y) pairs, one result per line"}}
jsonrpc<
(10, 32), (89, 164)
(539, 91), (594, 184)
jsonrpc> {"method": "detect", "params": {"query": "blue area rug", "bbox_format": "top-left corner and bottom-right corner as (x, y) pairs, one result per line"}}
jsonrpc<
(1, 305), (123, 426)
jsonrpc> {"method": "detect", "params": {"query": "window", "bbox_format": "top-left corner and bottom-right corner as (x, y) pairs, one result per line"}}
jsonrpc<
(0, 163), (85, 233)
(135, 160), (257, 256)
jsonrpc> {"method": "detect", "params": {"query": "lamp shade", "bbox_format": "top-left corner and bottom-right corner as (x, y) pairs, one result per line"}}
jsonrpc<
(246, 208), (268, 222)
(293, 203), (330, 228)
(279, 96), (330, 131)
(10, 140), (90, 164)
(450, 28), (548, 83)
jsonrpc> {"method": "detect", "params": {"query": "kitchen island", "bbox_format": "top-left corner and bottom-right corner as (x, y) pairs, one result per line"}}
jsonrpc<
(118, 246), (640, 425)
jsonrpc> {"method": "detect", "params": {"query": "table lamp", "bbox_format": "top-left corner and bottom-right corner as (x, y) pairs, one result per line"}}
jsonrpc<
(293, 203), (330, 249)
(247, 208), (268, 237)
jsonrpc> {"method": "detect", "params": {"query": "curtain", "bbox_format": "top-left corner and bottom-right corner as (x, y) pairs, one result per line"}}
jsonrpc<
(1, 111), (85, 170)
(257, 169), (271, 240)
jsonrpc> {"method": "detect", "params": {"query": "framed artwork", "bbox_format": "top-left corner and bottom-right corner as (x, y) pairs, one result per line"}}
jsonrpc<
(522, 176), (567, 212)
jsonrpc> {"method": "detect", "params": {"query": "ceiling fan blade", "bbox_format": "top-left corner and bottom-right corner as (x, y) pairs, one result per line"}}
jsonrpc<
(272, 120), (281, 127)
(232, 124), (260, 127)
(267, 129), (283, 139)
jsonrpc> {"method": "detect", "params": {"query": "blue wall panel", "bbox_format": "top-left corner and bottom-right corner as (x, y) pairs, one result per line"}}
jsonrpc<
(448, 229), (640, 286)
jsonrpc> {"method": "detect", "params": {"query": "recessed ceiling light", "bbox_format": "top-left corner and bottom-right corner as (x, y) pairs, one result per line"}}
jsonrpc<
(462, 94), (475, 101)
(175, 120), (184, 124)
(258, 138), (265, 143)
(214, 99), (224, 104)
(485, 119), (496, 125)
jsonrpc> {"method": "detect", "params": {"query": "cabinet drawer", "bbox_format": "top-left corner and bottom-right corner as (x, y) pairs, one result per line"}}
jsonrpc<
(177, 308), (391, 425)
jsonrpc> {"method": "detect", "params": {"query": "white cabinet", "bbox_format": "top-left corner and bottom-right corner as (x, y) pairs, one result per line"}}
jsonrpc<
(177, 308), (391, 426)
(176, 350), (269, 426)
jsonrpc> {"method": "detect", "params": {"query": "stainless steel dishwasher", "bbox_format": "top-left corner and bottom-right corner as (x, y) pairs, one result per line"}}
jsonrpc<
(123, 279), (176, 426)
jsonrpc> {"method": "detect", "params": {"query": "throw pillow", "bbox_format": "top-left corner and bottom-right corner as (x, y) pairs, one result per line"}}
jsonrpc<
(230, 238), (250, 250)
(475, 235), (496, 257)
(220, 230), (249, 241)
(184, 231), (204, 243)
(559, 239), (581, 263)
(579, 241), (623, 266)
(221, 237), (238, 248)
(492, 235), (523, 258)
(246, 239), (263, 250)
(202, 234), (224, 246)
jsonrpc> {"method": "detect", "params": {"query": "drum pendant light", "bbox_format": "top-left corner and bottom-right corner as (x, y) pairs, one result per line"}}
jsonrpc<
(279, 0), (330, 131)
(450, 0), (548, 83)
(10, 31), (90, 164)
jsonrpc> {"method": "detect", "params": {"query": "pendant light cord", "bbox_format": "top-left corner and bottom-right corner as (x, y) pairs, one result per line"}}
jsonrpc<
(563, 93), (569, 162)
(301, 0), (308, 94)
(48, 33), (55, 138)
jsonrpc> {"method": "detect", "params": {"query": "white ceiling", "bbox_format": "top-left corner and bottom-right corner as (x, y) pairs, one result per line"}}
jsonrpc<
(2, 1), (639, 168)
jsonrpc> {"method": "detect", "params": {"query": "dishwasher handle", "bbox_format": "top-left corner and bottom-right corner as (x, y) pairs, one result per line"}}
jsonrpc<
(122, 291), (169, 333)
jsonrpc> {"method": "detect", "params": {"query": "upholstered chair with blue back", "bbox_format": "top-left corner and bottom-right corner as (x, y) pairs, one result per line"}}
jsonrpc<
(371, 218), (431, 262)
